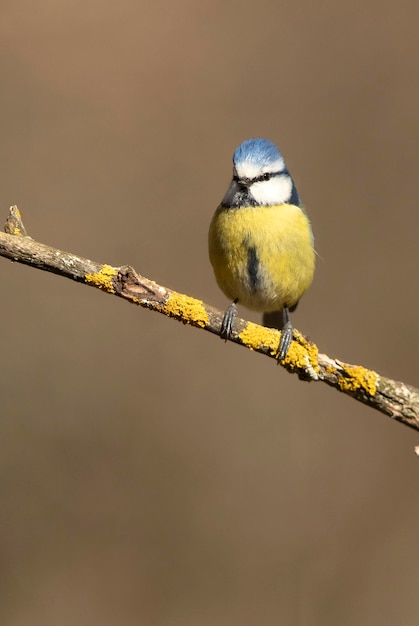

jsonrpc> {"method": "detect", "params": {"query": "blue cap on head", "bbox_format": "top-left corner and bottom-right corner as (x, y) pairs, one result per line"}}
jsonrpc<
(233, 138), (283, 167)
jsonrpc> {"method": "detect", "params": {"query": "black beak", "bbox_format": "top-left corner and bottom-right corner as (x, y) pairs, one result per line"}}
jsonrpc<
(233, 176), (251, 189)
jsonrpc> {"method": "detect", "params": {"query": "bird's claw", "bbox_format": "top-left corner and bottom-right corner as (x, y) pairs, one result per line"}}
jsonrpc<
(220, 301), (238, 340)
(276, 320), (293, 361)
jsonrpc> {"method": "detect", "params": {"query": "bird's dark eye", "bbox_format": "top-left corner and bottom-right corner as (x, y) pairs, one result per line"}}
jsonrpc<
(260, 172), (271, 181)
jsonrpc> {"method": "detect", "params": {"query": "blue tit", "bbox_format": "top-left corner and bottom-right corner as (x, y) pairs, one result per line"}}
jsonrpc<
(208, 138), (315, 360)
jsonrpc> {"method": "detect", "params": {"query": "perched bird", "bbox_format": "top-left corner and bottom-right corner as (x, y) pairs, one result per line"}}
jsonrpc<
(208, 138), (315, 360)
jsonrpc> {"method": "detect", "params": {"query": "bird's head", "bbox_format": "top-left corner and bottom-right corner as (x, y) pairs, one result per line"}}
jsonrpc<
(222, 138), (299, 208)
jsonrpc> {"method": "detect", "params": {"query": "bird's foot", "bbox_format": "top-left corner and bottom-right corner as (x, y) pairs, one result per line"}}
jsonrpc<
(276, 320), (293, 361)
(220, 300), (238, 340)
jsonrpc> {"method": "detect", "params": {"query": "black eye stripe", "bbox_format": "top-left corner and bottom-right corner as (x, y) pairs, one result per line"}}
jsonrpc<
(254, 172), (272, 183)
(233, 170), (282, 184)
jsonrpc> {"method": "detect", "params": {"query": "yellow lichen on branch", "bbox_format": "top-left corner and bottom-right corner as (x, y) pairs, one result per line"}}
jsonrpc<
(338, 364), (378, 396)
(85, 264), (118, 293)
(0, 204), (418, 432)
(163, 293), (209, 328)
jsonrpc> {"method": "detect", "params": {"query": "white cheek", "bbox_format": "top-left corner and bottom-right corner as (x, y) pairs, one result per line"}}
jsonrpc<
(250, 176), (292, 205)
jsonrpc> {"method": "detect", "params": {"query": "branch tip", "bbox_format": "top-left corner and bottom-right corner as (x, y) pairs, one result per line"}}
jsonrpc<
(0, 205), (418, 432)
(4, 205), (29, 238)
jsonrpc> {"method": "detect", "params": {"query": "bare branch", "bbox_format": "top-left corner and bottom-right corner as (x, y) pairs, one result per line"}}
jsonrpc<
(1, 206), (418, 432)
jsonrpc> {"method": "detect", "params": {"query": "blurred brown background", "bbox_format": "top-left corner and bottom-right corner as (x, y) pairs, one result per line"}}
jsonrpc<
(1, 1), (419, 624)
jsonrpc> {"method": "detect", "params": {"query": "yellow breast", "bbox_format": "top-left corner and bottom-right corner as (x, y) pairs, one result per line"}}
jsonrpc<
(208, 203), (315, 312)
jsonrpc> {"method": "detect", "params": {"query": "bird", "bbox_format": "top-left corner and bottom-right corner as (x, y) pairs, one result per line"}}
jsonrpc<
(208, 138), (315, 360)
